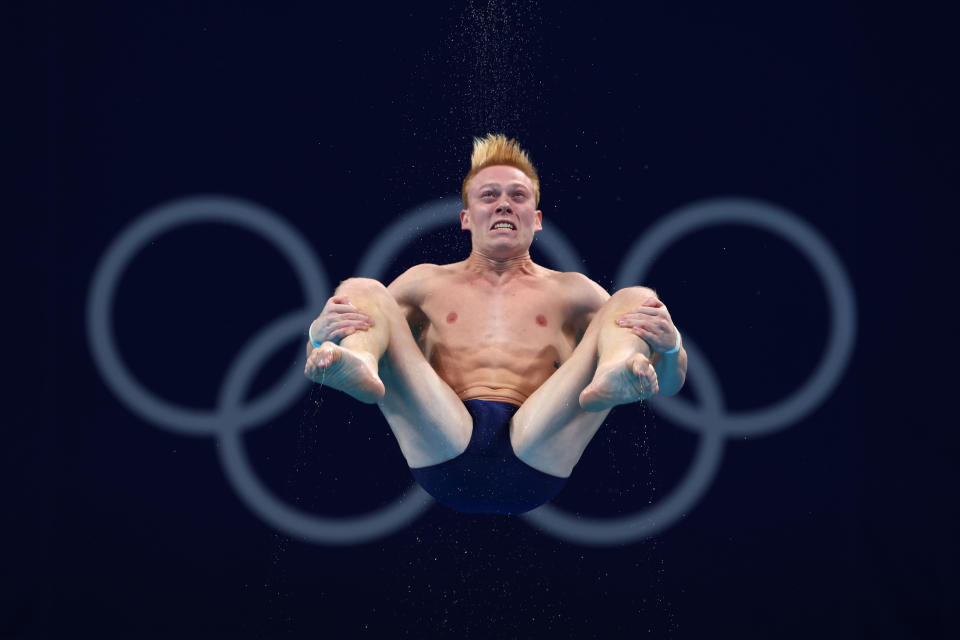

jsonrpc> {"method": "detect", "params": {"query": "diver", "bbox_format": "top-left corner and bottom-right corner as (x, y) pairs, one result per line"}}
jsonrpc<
(304, 134), (687, 514)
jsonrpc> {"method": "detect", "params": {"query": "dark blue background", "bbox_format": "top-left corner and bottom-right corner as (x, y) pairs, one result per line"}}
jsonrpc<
(7, 1), (955, 638)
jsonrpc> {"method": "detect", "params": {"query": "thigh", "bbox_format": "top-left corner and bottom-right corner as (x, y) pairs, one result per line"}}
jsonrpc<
(373, 295), (473, 468)
(509, 319), (612, 478)
(510, 286), (656, 477)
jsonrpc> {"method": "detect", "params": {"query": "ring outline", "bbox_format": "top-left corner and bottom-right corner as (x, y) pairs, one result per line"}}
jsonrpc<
(85, 195), (857, 545)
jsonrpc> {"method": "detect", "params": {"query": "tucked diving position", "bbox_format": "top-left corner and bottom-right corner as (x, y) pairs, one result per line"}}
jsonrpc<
(304, 134), (688, 514)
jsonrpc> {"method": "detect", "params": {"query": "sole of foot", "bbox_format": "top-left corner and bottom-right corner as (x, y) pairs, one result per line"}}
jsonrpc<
(579, 353), (656, 412)
(306, 341), (385, 404)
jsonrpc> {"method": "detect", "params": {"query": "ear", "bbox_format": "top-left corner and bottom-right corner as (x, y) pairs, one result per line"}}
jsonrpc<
(460, 209), (471, 230)
(533, 209), (543, 231)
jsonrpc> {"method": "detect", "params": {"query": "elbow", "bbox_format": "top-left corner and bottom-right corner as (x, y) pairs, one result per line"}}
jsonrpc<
(659, 370), (686, 397)
(659, 382), (683, 397)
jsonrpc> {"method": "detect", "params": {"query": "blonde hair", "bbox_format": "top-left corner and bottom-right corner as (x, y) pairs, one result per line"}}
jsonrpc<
(461, 133), (540, 207)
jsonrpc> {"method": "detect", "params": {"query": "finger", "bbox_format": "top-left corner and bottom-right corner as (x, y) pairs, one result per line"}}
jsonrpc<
(632, 329), (658, 351)
(642, 297), (664, 307)
(626, 307), (662, 316)
(328, 303), (362, 314)
(331, 327), (357, 340)
(328, 319), (370, 332)
(329, 312), (372, 324)
(330, 325), (356, 336)
(635, 329), (664, 352)
(640, 318), (674, 337)
(620, 313), (658, 326)
(617, 313), (655, 326)
(630, 326), (656, 340)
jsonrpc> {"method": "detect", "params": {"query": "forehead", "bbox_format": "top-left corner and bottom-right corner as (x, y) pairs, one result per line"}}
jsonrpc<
(469, 165), (534, 192)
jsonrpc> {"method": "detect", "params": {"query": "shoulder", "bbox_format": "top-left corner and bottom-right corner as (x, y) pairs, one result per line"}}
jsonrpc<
(386, 263), (445, 305)
(391, 262), (445, 282)
(556, 271), (610, 312)
(548, 271), (608, 335)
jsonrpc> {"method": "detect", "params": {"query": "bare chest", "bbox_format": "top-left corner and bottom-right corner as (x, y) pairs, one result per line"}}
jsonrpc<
(418, 274), (577, 363)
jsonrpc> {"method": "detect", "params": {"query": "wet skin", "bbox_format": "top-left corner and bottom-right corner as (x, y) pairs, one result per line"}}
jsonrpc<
(305, 165), (685, 476)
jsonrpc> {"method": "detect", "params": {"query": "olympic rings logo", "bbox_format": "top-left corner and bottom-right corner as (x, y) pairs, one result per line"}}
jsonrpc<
(86, 195), (856, 546)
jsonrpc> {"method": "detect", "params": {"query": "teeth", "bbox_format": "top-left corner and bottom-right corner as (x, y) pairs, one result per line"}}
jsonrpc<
(493, 223), (514, 229)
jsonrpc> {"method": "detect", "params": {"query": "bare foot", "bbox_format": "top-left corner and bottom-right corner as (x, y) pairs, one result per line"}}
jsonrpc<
(579, 353), (659, 412)
(304, 341), (385, 404)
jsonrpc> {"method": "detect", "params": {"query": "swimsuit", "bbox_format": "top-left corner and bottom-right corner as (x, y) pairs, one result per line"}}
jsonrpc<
(408, 399), (568, 514)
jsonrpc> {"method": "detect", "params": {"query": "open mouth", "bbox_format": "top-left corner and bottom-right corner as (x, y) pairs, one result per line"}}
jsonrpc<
(490, 221), (516, 231)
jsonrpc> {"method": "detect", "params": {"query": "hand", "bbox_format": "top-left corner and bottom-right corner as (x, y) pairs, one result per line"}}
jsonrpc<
(308, 295), (374, 346)
(615, 295), (679, 354)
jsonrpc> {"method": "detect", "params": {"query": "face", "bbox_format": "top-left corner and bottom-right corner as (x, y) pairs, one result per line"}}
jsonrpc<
(460, 165), (543, 256)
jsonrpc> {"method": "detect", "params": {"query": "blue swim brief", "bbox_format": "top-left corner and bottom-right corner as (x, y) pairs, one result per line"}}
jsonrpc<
(408, 399), (568, 515)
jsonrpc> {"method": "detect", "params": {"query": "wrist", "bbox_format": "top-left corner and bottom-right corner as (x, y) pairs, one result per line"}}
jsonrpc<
(662, 330), (681, 355)
(308, 322), (323, 349)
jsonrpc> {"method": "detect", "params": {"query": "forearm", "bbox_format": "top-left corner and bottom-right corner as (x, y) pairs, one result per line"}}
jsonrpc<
(653, 345), (687, 396)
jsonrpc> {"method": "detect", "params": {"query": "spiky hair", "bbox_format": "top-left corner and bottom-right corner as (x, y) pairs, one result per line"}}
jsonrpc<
(461, 133), (540, 207)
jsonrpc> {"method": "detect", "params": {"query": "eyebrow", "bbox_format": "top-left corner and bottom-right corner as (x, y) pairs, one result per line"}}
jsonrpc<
(477, 183), (529, 191)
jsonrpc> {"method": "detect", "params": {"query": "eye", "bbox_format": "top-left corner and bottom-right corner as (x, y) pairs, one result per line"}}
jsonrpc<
(512, 192), (527, 200)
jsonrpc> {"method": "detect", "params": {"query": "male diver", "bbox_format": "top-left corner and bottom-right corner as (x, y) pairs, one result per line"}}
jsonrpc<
(304, 134), (687, 514)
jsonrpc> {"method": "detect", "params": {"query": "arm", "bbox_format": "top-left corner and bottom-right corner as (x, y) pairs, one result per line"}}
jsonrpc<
(386, 263), (435, 343)
(566, 272), (611, 344)
(617, 293), (687, 396)
(650, 342), (687, 396)
(306, 295), (374, 355)
(303, 265), (435, 359)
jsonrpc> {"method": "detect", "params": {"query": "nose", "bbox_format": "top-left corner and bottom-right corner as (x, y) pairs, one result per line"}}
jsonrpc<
(496, 200), (513, 214)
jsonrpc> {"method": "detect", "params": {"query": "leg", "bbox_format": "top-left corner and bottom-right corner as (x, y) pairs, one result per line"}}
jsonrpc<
(510, 287), (657, 478)
(306, 278), (472, 468)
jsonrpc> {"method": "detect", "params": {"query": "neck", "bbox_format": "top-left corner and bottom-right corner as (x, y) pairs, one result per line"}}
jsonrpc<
(464, 249), (537, 278)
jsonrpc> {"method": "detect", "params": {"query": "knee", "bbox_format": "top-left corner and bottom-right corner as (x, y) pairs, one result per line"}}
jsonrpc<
(335, 277), (400, 317)
(609, 285), (657, 307)
(336, 277), (389, 299)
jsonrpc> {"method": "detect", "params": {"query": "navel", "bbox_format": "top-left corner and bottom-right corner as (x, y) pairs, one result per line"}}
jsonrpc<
(536, 314), (548, 327)
(446, 311), (458, 324)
